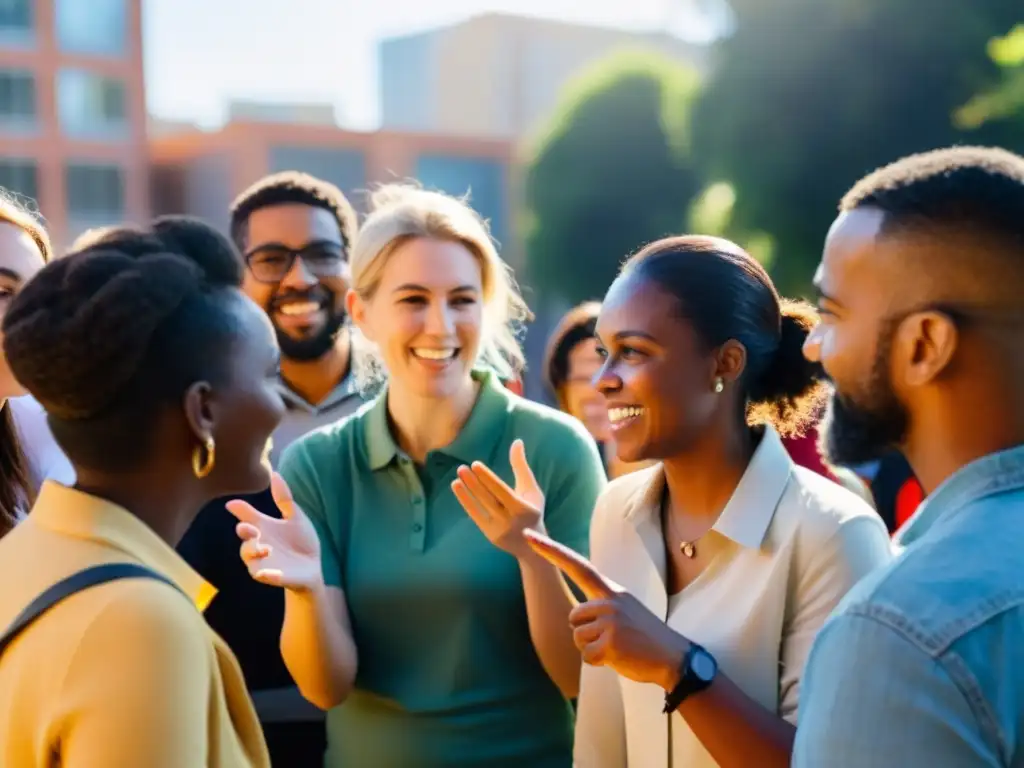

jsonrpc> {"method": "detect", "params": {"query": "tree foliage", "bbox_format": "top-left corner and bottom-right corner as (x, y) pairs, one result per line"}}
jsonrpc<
(523, 49), (704, 304)
(691, 0), (1022, 297)
(956, 24), (1024, 129)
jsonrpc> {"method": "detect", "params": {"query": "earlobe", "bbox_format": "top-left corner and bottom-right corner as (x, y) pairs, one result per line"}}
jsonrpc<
(346, 289), (374, 343)
(715, 340), (748, 385)
(183, 381), (216, 445)
(906, 314), (958, 386)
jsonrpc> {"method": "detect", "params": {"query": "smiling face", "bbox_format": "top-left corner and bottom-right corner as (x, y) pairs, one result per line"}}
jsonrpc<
(0, 221), (47, 399)
(350, 237), (484, 401)
(240, 202), (349, 362)
(804, 208), (912, 466)
(593, 272), (721, 463)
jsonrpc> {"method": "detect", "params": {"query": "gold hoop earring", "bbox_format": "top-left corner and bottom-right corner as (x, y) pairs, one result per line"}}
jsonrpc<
(192, 436), (216, 479)
(713, 378), (725, 394)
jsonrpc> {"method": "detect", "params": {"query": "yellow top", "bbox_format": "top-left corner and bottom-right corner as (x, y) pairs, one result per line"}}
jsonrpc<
(0, 481), (269, 768)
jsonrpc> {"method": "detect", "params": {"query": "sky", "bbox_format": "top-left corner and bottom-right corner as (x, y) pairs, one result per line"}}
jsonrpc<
(142, 0), (713, 131)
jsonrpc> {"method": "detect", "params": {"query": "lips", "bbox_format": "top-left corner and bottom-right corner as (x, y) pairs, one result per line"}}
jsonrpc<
(607, 405), (646, 431)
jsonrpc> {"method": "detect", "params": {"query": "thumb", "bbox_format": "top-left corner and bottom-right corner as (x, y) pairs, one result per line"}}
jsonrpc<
(270, 472), (300, 520)
(509, 439), (539, 492)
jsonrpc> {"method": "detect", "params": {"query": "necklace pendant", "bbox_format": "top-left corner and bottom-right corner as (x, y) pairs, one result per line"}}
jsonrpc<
(680, 541), (696, 558)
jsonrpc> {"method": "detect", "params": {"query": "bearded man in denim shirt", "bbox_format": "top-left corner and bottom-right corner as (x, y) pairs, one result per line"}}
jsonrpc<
(796, 145), (1024, 767)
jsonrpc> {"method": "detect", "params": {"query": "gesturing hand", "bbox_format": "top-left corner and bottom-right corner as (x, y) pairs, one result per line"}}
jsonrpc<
(226, 472), (324, 592)
(452, 439), (545, 559)
(523, 529), (690, 691)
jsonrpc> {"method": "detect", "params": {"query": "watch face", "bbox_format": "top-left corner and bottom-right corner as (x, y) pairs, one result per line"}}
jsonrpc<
(691, 649), (717, 682)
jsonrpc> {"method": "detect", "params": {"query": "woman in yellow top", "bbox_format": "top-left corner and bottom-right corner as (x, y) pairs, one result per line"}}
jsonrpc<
(0, 217), (283, 767)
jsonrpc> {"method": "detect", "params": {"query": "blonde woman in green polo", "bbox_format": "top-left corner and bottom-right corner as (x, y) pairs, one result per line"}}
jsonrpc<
(229, 184), (606, 768)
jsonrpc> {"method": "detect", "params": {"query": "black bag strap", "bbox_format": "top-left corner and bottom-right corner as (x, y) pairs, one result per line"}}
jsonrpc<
(0, 563), (183, 657)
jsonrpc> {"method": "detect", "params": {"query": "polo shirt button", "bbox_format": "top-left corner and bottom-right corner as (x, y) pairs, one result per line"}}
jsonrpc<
(412, 523), (423, 533)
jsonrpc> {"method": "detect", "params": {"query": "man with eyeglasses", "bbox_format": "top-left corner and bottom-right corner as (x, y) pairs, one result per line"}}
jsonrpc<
(179, 171), (362, 767)
(795, 146), (1024, 766)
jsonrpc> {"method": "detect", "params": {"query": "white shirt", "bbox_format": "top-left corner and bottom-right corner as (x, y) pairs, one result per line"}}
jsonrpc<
(574, 426), (893, 768)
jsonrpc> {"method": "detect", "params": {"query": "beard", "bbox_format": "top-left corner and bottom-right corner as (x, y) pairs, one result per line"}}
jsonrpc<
(819, 323), (909, 467)
(272, 288), (347, 362)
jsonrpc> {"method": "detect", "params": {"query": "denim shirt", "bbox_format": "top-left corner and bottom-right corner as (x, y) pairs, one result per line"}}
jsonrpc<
(793, 444), (1024, 767)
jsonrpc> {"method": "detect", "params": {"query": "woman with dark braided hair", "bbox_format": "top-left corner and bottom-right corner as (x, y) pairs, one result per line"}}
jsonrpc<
(0, 192), (52, 538)
(0, 217), (282, 767)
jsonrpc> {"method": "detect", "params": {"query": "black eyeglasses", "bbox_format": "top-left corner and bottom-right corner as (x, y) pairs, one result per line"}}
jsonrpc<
(244, 242), (347, 284)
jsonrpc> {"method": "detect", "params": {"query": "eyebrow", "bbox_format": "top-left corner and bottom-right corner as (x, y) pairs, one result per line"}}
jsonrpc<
(392, 283), (479, 294)
(246, 239), (343, 253)
(812, 280), (842, 307)
(595, 330), (659, 346)
(0, 267), (22, 282)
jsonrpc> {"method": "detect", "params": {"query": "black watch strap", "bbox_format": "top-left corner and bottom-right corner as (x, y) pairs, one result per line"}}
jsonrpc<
(663, 643), (715, 714)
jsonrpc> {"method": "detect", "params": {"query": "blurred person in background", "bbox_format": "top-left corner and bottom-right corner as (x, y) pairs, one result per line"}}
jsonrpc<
(0, 217), (278, 767)
(522, 236), (891, 767)
(795, 146), (1024, 766)
(844, 450), (922, 533)
(229, 184), (605, 768)
(179, 171), (362, 766)
(0, 193), (67, 539)
(543, 301), (652, 479)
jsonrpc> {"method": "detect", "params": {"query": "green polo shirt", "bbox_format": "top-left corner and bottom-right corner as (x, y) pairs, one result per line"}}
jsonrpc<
(279, 369), (606, 768)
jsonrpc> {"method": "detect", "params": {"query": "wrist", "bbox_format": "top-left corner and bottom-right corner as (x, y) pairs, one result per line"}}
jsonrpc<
(657, 637), (691, 692)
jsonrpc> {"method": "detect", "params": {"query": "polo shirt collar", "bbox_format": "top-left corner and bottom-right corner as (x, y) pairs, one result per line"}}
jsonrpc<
(30, 481), (217, 610)
(627, 425), (793, 550)
(278, 370), (360, 417)
(365, 369), (509, 470)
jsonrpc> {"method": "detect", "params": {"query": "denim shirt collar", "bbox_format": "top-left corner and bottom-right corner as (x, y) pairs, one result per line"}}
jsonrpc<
(896, 442), (1024, 547)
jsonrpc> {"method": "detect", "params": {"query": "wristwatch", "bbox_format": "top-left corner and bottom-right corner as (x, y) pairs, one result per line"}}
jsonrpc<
(662, 642), (717, 713)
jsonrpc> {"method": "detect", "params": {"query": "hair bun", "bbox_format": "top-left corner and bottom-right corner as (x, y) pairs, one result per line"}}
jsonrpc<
(3, 251), (202, 420)
(745, 300), (828, 435)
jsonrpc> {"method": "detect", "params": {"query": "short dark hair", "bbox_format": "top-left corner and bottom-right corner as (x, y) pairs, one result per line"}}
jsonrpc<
(623, 235), (827, 437)
(543, 301), (601, 408)
(841, 146), (1024, 247)
(229, 171), (358, 254)
(2, 216), (246, 472)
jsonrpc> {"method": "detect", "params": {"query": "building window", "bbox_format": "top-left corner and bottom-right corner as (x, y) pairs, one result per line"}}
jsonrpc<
(65, 163), (124, 216)
(57, 69), (127, 139)
(56, 0), (125, 56)
(0, 70), (35, 128)
(0, 158), (38, 204)
(0, 0), (33, 37)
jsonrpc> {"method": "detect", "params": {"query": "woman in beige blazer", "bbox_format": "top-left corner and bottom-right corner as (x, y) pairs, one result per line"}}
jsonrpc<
(526, 236), (893, 768)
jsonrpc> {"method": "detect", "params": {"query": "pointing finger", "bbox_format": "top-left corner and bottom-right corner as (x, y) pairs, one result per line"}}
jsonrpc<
(523, 529), (615, 600)
(468, 461), (520, 511)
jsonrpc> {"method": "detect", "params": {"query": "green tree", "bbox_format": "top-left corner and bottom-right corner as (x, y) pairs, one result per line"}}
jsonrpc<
(955, 24), (1024, 129)
(691, 0), (1022, 297)
(523, 49), (704, 304)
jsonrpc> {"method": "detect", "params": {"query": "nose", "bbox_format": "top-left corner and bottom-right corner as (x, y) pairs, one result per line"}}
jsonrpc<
(802, 323), (822, 363)
(425, 299), (455, 336)
(280, 255), (317, 291)
(594, 358), (621, 396)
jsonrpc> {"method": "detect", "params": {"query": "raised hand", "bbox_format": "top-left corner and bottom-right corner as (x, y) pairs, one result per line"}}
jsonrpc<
(451, 439), (545, 559)
(226, 472), (324, 592)
(523, 529), (690, 691)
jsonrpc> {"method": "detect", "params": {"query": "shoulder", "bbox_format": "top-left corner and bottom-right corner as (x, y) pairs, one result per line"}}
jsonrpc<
(835, 494), (1024, 657)
(75, 579), (210, 664)
(591, 464), (659, 532)
(280, 399), (374, 470)
(504, 390), (597, 453)
(776, 465), (890, 550)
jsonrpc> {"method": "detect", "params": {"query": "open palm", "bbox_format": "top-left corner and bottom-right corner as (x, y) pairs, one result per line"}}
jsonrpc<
(451, 439), (546, 558)
(227, 472), (323, 591)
